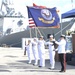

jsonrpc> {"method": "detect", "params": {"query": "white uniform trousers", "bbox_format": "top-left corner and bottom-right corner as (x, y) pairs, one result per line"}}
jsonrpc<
(39, 50), (45, 67)
(32, 48), (39, 65)
(49, 51), (55, 68)
(27, 50), (32, 63)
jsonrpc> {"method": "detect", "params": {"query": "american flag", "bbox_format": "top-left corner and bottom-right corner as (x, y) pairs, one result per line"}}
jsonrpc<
(28, 18), (36, 28)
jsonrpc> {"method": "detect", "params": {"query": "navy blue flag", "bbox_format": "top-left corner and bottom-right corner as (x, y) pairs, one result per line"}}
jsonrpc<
(27, 6), (60, 28)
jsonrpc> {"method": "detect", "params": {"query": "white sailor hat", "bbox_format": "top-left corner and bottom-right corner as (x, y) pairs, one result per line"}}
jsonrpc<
(34, 37), (37, 40)
(40, 36), (43, 38)
(49, 35), (53, 38)
(60, 34), (65, 38)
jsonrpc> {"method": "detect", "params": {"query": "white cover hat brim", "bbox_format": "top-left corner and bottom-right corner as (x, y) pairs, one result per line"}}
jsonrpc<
(49, 35), (53, 38)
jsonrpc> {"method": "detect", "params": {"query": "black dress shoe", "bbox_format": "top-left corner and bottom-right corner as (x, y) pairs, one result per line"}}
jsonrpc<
(38, 66), (42, 67)
(38, 66), (45, 68)
(59, 70), (65, 72)
(48, 68), (55, 70)
(33, 64), (37, 66)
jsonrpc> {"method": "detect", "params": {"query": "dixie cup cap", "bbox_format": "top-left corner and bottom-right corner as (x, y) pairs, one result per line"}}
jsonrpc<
(60, 34), (65, 38)
(49, 35), (53, 38)
(40, 36), (43, 38)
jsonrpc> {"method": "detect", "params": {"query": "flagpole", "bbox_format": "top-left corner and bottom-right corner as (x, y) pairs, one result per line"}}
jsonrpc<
(71, 0), (73, 9)
(61, 16), (62, 35)
(37, 28), (42, 36)
(30, 28), (32, 38)
(35, 27), (37, 37)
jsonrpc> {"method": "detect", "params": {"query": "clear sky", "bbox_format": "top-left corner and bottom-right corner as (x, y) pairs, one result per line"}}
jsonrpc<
(1, 0), (75, 17)
(33, 0), (75, 13)
(13, 0), (75, 14)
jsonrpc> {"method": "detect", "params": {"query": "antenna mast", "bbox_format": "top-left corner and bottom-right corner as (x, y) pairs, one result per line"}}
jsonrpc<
(71, 0), (73, 9)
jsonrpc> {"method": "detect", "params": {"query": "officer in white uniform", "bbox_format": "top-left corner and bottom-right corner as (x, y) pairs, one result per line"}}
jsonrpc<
(32, 38), (39, 65)
(55, 35), (66, 72)
(46, 35), (55, 69)
(38, 36), (45, 67)
(26, 40), (33, 64)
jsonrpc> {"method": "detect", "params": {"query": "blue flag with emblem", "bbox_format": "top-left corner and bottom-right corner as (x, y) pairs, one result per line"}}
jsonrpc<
(27, 6), (60, 28)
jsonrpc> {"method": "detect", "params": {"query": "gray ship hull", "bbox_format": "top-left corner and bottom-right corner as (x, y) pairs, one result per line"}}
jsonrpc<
(0, 20), (74, 47)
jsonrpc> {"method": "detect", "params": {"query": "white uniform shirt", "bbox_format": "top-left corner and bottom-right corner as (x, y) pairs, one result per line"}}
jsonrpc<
(38, 40), (45, 53)
(32, 41), (38, 50)
(46, 41), (54, 52)
(55, 39), (66, 54)
(26, 43), (32, 54)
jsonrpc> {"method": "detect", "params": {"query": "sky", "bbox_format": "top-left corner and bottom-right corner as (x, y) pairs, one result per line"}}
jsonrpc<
(0, 0), (75, 16)
(12, 0), (75, 21)
(12, 0), (75, 14)
(0, 0), (75, 32)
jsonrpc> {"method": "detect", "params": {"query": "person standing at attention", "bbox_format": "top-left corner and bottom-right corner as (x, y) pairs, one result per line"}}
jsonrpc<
(55, 35), (66, 72)
(46, 35), (56, 70)
(38, 36), (45, 67)
(26, 40), (33, 64)
(32, 38), (39, 66)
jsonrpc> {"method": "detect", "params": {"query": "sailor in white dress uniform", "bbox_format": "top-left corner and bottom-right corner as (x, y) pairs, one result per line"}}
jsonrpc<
(38, 36), (45, 67)
(32, 38), (39, 65)
(26, 40), (33, 64)
(46, 35), (55, 69)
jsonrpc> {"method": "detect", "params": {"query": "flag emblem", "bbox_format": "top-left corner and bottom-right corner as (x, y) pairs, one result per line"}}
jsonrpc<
(41, 9), (52, 20)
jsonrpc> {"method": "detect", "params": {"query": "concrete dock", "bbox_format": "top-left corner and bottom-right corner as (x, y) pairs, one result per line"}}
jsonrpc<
(0, 47), (75, 75)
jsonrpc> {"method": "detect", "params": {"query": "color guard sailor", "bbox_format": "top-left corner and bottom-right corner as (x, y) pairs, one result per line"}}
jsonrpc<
(32, 38), (39, 66)
(46, 35), (56, 69)
(38, 36), (45, 67)
(26, 40), (33, 64)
